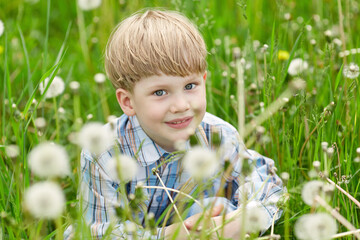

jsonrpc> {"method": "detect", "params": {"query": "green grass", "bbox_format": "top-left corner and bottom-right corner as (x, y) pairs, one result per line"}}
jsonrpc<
(1, 0), (360, 239)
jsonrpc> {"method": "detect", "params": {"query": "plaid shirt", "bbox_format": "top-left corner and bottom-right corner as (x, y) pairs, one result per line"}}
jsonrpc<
(74, 112), (283, 239)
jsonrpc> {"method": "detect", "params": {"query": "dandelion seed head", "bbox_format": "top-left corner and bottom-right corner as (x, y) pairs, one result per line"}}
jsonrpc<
(321, 142), (328, 151)
(214, 38), (221, 46)
(94, 73), (106, 84)
(288, 58), (309, 76)
(87, 114), (93, 120)
(107, 155), (138, 182)
(281, 172), (290, 182)
(356, 147), (360, 155)
(310, 39), (316, 45)
(343, 62), (360, 79)
(69, 81), (80, 92)
(0, 20), (4, 37)
(243, 204), (269, 233)
(297, 16), (304, 24)
(58, 107), (65, 114)
(34, 117), (46, 129)
(324, 30), (332, 37)
(232, 47), (241, 59)
(77, 0), (102, 11)
(78, 122), (114, 155)
(308, 169), (318, 179)
(313, 14), (321, 22)
(305, 25), (312, 31)
(301, 180), (324, 206)
(289, 78), (307, 91)
(28, 142), (70, 178)
(294, 213), (337, 240)
(222, 71), (228, 77)
(332, 38), (342, 47)
(284, 13), (291, 20)
(326, 147), (334, 157)
(313, 160), (321, 170)
(24, 181), (65, 219)
(252, 40), (260, 50)
(39, 76), (65, 99)
(5, 144), (20, 158)
(182, 146), (219, 181)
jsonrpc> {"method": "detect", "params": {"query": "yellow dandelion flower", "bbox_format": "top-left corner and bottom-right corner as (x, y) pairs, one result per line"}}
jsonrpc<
(278, 50), (290, 61)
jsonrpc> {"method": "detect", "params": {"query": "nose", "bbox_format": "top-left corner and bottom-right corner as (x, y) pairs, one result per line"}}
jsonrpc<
(169, 94), (190, 113)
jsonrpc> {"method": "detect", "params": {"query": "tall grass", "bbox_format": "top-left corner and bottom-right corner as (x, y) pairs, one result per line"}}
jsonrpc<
(1, 0), (360, 239)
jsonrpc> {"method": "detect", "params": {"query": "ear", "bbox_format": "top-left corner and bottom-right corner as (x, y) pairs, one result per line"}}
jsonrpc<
(116, 88), (136, 116)
(203, 71), (207, 82)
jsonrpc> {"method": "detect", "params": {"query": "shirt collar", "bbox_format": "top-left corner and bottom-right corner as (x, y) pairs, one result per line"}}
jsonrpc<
(118, 115), (209, 167)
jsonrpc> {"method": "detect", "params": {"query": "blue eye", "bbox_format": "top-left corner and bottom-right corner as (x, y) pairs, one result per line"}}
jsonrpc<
(154, 90), (166, 96)
(185, 83), (195, 90)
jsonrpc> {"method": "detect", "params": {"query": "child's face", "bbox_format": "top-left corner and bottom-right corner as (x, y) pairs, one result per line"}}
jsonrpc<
(117, 73), (207, 152)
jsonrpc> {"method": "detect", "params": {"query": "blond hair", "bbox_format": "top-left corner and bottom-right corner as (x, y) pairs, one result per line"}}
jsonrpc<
(105, 9), (207, 91)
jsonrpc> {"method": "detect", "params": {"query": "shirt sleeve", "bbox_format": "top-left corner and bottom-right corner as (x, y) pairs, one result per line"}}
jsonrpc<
(64, 149), (162, 240)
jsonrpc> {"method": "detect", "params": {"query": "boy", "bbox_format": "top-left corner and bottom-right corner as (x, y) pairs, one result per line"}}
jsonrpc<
(79, 9), (283, 239)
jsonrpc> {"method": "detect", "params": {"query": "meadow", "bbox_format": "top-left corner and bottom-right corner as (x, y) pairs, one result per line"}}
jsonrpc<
(1, 0), (360, 239)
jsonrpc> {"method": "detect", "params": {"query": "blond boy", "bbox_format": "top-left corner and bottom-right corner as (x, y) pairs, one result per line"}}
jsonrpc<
(74, 9), (283, 239)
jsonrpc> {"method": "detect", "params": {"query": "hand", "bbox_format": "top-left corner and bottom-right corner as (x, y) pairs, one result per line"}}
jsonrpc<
(205, 209), (243, 239)
(163, 204), (224, 240)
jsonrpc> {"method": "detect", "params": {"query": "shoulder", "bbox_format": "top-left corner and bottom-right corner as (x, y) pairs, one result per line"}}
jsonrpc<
(201, 112), (239, 137)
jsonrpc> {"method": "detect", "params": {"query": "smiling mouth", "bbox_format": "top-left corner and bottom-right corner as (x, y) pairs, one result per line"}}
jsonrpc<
(165, 117), (193, 129)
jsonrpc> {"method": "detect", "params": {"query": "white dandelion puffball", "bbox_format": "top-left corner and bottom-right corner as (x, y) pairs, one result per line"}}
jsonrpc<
(5, 144), (20, 158)
(301, 180), (324, 206)
(39, 76), (65, 99)
(182, 146), (219, 180)
(294, 213), (337, 240)
(94, 73), (106, 84)
(77, 0), (102, 11)
(343, 62), (360, 79)
(288, 58), (309, 76)
(28, 142), (70, 178)
(107, 154), (138, 182)
(243, 205), (268, 233)
(0, 20), (4, 37)
(78, 122), (114, 155)
(24, 181), (66, 219)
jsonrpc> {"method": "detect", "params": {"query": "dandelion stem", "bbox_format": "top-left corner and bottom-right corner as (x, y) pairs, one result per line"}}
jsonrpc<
(332, 229), (360, 239)
(53, 97), (60, 143)
(141, 185), (203, 207)
(325, 177), (360, 209)
(153, 171), (191, 238)
(314, 195), (360, 239)
(236, 57), (245, 141)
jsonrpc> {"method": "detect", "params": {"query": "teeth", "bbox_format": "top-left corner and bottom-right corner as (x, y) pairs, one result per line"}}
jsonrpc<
(171, 119), (186, 124)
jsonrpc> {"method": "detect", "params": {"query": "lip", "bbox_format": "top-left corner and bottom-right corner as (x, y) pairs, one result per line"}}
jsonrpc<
(165, 116), (193, 129)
